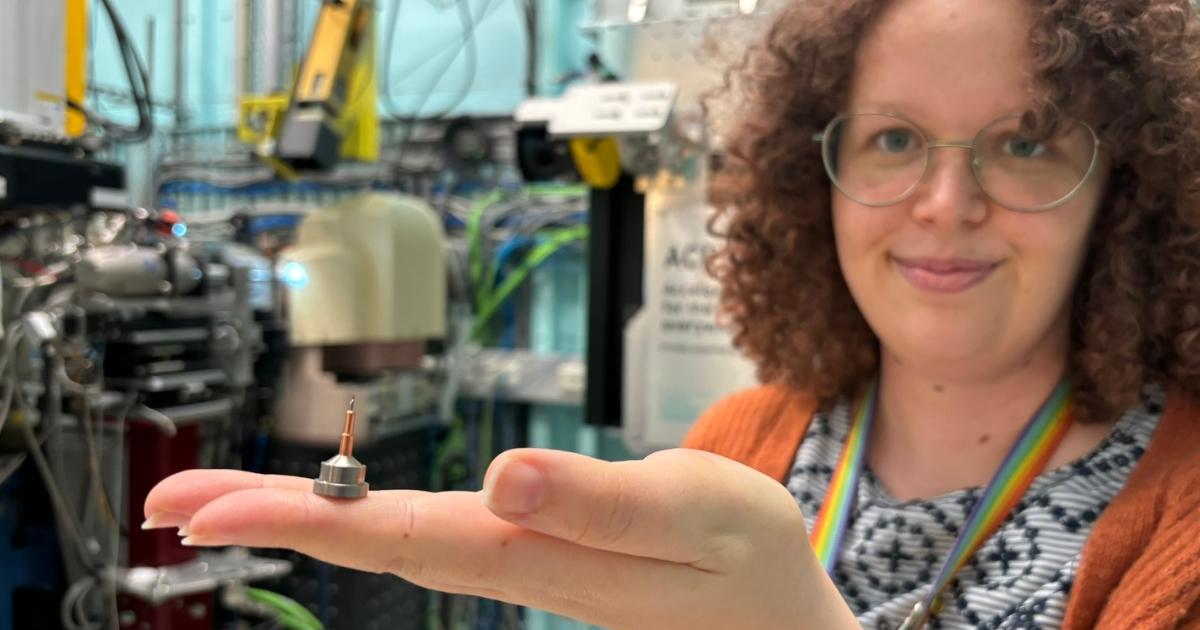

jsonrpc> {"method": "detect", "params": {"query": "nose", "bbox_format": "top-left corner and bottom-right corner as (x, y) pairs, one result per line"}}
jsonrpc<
(909, 147), (989, 229)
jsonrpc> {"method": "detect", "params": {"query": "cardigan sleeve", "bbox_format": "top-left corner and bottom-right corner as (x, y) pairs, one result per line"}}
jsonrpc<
(1065, 386), (1200, 630)
(680, 384), (818, 482)
(1091, 477), (1200, 629)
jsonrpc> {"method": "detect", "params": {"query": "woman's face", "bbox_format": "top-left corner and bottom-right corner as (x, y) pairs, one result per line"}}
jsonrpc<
(832, 0), (1107, 378)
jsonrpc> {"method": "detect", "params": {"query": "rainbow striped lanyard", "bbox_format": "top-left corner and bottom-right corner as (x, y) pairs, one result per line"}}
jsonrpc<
(808, 376), (1075, 630)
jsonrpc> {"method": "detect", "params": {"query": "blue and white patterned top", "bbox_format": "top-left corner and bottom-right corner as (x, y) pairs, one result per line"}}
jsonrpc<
(786, 386), (1164, 629)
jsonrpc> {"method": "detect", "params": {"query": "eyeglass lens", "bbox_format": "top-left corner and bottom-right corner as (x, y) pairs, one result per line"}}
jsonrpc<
(822, 113), (1096, 211)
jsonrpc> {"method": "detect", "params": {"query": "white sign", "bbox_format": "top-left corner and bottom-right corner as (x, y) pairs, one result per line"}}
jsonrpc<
(549, 81), (678, 137)
(623, 171), (758, 452)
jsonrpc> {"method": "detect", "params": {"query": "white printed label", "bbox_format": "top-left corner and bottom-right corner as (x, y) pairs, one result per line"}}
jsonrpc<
(90, 187), (130, 209)
(549, 81), (678, 137)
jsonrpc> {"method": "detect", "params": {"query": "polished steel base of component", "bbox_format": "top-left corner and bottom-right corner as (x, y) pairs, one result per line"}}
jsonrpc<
(312, 454), (369, 499)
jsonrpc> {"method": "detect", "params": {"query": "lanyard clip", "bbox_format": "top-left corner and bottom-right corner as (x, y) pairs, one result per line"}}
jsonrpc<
(897, 600), (933, 630)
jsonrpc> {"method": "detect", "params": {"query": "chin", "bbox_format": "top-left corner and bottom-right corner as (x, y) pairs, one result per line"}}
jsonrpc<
(878, 312), (1006, 368)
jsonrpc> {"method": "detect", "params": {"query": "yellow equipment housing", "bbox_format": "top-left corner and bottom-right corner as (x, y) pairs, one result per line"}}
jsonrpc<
(237, 0), (379, 175)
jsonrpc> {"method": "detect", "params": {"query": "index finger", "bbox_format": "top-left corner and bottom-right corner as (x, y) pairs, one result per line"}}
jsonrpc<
(181, 483), (715, 629)
(144, 469), (311, 523)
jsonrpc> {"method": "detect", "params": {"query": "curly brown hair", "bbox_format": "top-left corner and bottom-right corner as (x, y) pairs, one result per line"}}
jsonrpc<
(708, 0), (1200, 423)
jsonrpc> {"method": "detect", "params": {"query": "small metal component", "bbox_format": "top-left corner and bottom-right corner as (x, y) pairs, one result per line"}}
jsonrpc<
(898, 599), (935, 630)
(312, 398), (369, 499)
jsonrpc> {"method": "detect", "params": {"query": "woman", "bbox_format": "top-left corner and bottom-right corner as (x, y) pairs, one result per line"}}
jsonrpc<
(690, 0), (1200, 626)
(144, 0), (1200, 628)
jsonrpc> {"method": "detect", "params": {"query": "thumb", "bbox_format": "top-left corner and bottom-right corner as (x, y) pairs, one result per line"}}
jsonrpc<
(480, 448), (802, 568)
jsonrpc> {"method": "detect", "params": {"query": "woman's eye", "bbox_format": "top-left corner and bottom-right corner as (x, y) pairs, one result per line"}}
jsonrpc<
(873, 129), (916, 153)
(1007, 136), (1047, 158)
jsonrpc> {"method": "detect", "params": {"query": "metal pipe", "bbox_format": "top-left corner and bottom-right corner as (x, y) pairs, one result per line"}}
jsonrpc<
(143, 15), (156, 207)
(278, 0), (296, 91)
(261, 0), (280, 92)
(174, 0), (187, 127)
(234, 0), (247, 98)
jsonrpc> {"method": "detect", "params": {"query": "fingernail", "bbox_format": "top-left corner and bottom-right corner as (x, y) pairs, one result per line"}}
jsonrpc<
(177, 526), (190, 537)
(180, 536), (230, 547)
(141, 512), (190, 530)
(486, 461), (545, 515)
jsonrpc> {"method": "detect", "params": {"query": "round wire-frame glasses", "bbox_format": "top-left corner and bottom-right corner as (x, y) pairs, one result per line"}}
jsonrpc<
(812, 112), (1102, 213)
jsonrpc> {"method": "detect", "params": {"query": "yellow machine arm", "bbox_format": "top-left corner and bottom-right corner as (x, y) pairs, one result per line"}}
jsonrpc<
(243, 0), (379, 174)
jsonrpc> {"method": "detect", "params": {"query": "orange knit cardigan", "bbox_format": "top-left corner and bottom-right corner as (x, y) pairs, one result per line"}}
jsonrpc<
(681, 384), (1200, 629)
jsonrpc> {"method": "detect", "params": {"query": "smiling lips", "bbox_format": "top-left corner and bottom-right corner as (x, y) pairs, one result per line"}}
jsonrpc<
(891, 255), (999, 293)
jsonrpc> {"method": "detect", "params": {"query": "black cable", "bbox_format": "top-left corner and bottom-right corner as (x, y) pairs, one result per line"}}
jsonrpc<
(523, 0), (536, 97)
(18, 384), (101, 574)
(427, 0), (479, 119)
(387, 0), (487, 167)
(75, 0), (154, 144)
(116, 0), (153, 108)
(380, 0), (505, 116)
(70, 0), (153, 142)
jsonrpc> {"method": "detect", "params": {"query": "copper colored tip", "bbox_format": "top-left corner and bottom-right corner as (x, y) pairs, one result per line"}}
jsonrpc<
(338, 400), (357, 457)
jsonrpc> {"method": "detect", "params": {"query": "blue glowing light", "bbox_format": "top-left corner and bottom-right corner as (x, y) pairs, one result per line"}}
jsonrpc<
(171, 223), (188, 238)
(279, 261), (309, 289)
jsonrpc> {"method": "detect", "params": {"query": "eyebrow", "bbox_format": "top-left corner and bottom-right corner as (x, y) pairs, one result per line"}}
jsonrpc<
(841, 102), (1033, 128)
(844, 101), (1032, 120)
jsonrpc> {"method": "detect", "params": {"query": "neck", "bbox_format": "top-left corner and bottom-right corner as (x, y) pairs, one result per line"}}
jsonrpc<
(867, 330), (1074, 501)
